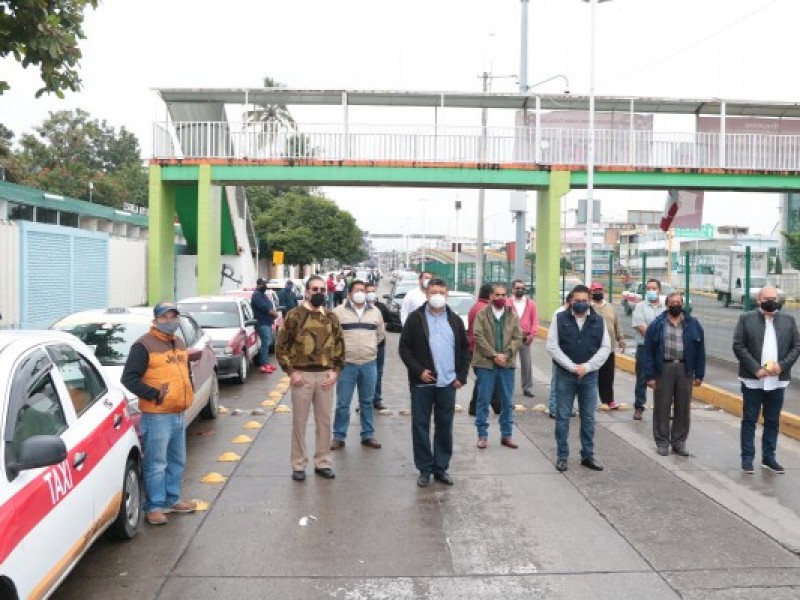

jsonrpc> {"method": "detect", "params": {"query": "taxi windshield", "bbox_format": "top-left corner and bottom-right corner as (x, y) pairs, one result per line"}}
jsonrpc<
(52, 320), (151, 366)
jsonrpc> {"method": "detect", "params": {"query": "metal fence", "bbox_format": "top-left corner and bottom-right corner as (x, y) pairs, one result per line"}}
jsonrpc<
(153, 121), (800, 172)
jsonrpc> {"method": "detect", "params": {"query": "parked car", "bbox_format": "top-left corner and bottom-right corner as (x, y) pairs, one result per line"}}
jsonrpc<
(0, 330), (142, 599)
(178, 296), (260, 383)
(383, 280), (418, 332)
(50, 307), (220, 430)
(559, 278), (585, 305)
(265, 279), (304, 308)
(445, 291), (476, 330)
(223, 288), (283, 349)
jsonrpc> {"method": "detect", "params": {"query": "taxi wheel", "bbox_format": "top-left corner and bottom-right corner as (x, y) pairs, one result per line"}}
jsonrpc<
(108, 458), (143, 541)
(235, 352), (248, 384)
(201, 373), (220, 419)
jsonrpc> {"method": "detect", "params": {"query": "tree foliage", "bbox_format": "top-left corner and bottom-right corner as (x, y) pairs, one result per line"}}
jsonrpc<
(0, 109), (147, 207)
(253, 189), (367, 266)
(782, 231), (800, 270)
(0, 0), (99, 97)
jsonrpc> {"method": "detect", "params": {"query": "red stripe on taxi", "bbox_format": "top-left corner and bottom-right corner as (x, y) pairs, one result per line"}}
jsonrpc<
(0, 403), (132, 565)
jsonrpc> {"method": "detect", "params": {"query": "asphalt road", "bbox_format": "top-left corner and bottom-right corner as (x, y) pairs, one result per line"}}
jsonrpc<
(52, 316), (800, 599)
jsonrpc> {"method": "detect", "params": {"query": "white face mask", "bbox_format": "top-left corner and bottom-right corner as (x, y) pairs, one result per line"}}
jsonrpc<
(422, 278), (431, 289)
(428, 293), (447, 309)
(365, 292), (377, 303)
(352, 291), (366, 305)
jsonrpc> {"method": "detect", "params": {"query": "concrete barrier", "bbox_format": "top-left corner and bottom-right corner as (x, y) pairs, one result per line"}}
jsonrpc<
(538, 325), (800, 442)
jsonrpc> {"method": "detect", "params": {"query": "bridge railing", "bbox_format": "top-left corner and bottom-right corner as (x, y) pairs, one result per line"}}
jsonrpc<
(152, 122), (800, 172)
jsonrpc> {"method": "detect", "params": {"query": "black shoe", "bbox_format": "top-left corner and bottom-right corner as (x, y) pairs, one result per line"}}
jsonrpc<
(742, 461), (754, 474)
(549, 412), (556, 419)
(314, 468), (336, 479)
(556, 458), (568, 472)
(581, 457), (604, 471)
(762, 458), (785, 474)
(433, 471), (454, 486)
(523, 390), (535, 398)
(672, 445), (689, 457)
(292, 470), (306, 481)
(468, 399), (477, 417)
(417, 473), (431, 488)
(656, 446), (669, 456)
(374, 401), (386, 411)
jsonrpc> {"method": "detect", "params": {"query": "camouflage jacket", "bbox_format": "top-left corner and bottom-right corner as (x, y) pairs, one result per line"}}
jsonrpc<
(276, 305), (345, 374)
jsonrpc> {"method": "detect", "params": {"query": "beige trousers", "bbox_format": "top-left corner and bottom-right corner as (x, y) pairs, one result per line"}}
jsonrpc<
(290, 371), (333, 471)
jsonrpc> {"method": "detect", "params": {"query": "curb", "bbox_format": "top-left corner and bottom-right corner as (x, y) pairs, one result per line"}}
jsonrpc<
(539, 326), (800, 442)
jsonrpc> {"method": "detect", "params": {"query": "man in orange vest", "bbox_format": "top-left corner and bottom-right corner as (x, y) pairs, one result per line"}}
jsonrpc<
(121, 302), (197, 526)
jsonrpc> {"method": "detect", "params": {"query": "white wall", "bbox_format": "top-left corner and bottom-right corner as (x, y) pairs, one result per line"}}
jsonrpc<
(109, 236), (148, 307)
(175, 254), (254, 300)
(0, 221), (20, 328)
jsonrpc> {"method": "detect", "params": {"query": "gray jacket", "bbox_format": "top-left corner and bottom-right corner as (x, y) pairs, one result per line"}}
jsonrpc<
(732, 310), (800, 380)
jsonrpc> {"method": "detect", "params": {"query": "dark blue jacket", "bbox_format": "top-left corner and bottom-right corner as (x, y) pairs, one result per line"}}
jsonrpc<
(555, 309), (605, 366)
(642, 312), (705, 380)
(278, 286), (298, 314)
(251, 290), (275, 327)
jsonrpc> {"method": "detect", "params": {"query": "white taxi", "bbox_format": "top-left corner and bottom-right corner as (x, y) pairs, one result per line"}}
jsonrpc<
(0, 331), (142, 600)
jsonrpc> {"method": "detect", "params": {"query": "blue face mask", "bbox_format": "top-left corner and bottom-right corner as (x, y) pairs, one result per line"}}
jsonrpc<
(156, 321), (180, 335)
(645, 290), (659, 302)
(572, 301), (589, 315)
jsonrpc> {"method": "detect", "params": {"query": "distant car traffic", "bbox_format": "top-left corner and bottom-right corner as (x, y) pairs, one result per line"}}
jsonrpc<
(383, 280), (418, 332)
(50, 307), (220, 431)
(621, 282), (684, 315)
(0, 331), (142, 599)
(178, 296), (260, 383)
(445, 291), (476, 330)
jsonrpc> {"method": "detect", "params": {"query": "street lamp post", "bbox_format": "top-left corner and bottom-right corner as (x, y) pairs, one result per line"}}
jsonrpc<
(454, 199), (461, 291)
(420, 198), (428, 272)
(581, 0), (611, 286)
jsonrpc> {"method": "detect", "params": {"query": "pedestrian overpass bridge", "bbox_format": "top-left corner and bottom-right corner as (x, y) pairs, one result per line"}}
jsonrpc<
(149, 88), (800, 315)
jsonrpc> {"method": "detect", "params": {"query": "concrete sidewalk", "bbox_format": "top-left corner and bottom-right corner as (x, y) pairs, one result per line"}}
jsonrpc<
(55, 332), (800, 600)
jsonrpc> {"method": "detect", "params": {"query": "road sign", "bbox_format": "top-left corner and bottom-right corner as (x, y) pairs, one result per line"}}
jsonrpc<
(272, 250), (284, 264)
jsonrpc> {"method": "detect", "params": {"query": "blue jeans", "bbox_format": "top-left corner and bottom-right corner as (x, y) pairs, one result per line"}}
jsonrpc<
(474, 367), (515, 439)
(548, 364), (559, 415)
(410, 384), (455, 475)
(634, 345), (647, 409)
(333, 361), (377, 441)
(256, 324), (272, 366)
(140, 413), (186, 513)
(554, 369), (598, 460)
(741, 384), (785, 462)
(374, 343), (386, 403)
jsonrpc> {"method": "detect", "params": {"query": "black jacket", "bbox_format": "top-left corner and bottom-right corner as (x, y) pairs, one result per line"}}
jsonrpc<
(399, 303), (470, 386)
(371, 300), (391, 346)
(733, 310), (800, 380)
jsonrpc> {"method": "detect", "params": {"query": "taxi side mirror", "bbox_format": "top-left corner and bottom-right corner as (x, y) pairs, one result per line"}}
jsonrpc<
(7, 435), (67, 478)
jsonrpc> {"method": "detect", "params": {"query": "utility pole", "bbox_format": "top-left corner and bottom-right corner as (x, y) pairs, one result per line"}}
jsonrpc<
(476, 71), (488, 292)
(512, 0), (529, 282)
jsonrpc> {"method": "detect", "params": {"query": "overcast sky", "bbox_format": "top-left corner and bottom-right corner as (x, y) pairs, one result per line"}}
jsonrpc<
(1, 0), (794, 247)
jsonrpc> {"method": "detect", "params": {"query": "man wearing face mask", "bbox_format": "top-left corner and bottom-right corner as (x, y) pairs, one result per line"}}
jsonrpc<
(252, 277), (278, 374)
(121, 302), (196, 525)
(590, 282), (625, 409)
(472, 283), (523, 449)
(631, 279), (665, 420)
(733, 286), (800, 474)
(365, 282), (390, 410)
(546, 285), (611, 473)
(508, 279), (539, 398)
(399, 278), (470, 488)
(331, 280), (386, 450)
(642, 292), (705, 457)
(400, 270), (433, 326)
(276, 276), (345, 481)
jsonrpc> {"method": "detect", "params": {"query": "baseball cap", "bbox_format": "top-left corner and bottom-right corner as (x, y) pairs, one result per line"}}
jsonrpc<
(153, 302), (180, 318)
(256, 277), (267, 286)
(590, 282), (604, 291)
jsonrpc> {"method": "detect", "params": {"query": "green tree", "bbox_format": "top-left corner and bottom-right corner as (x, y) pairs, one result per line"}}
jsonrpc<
(254, 191), (366, 266)
(14, 108), (146, 206)
(0, 0), (99, 97)
(782, 232), (800, 270)
(244, 76), (296, 156)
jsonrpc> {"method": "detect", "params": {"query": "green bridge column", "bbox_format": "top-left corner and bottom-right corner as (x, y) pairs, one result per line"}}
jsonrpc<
(197, 164), (222, 296)
(148, 164), (176, 305)
(536, 171), (571, 321)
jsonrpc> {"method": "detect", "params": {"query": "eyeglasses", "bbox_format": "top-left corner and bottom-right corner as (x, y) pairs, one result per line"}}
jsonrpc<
(309, 287), (325, 292)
